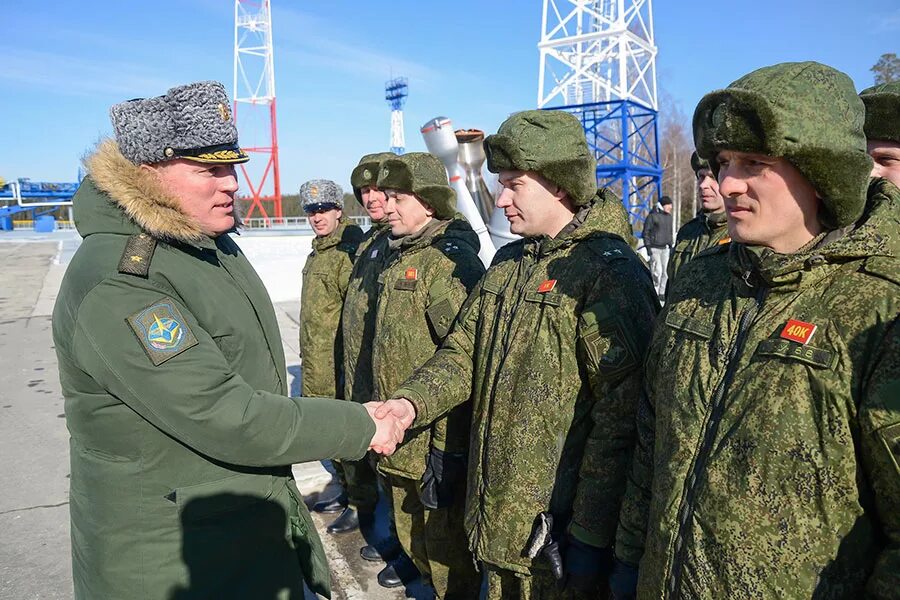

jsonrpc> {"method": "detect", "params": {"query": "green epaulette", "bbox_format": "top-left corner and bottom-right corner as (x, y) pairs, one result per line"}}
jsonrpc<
(118, 233), (157, 277)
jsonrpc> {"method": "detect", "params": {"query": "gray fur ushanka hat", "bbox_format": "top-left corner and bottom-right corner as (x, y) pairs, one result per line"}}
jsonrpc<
(109, 81), (248, 166)
(693, 61), (872, 228)
(300, 179), (343, 213)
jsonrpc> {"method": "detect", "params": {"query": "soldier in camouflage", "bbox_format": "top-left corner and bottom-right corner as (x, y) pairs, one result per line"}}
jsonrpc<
(366, 152), (485, 598)
(613, 61), (900, 599)
(861, 81), (900, 188)
(340, 152), (406, 565)
(376, 110), (658, 599)
(665, 151), (729, 289)
(298, 179), (367, 532)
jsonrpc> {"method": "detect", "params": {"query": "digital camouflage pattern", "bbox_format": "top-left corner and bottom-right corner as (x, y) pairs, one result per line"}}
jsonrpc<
(339, 222), (391, 512)
(377, 153), (457, 220)
(388, 471), (481, 598)
(54, 141), (375, 599)
(373, 216), (485, 478)
(342, 222), (391, 405)
(372, 215), (485, 598)
(299, 218), (364, 397)
(616, 179), (900, 599)
(666, 210), (730, 285)
(484, 109), (598, 206)
(350, 151), (396, 205)
(860, 81), (900, 144)
(393, 191), (658, 575)
(693, 61), (872, 229)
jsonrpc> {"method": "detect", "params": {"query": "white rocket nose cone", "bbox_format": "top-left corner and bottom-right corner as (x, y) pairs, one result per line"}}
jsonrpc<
(420, 117), (459, 166)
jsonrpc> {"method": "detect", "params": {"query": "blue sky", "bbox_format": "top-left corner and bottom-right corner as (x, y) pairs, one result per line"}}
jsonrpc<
(2, 0), (897, 195)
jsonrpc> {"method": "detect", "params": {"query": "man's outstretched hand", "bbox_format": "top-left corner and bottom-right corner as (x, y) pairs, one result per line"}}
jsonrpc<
(375, 398), (416, 431)
(364, 401), (409, 455)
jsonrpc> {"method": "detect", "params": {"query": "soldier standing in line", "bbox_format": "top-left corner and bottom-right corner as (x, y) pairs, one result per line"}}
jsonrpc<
(52, 81), (404, 599)
(861, 81), (900, 188)
(297, 179), (367, 533)
(370, 153), (485, 598)
(376, 110), (658, 599)
(339, 153), (406, 571)
(612, 62), (900, 599)
(665, 151), (729, 289)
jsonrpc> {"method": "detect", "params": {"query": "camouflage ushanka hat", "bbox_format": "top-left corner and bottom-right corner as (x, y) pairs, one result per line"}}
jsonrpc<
(376, 153), (456, 220)
(693, 61), (872, 228)
(484, 109), (597, 206)
(860, 81), (900, 144)
(300, 179), (343, 213)
(350, 152), (396, 205)
(110, 81), (248, 166)
(690, 151), (710, 174)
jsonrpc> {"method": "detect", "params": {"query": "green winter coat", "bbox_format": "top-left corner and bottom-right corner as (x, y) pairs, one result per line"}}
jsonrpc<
(617, 178), (900, 599)
(342, 222), (391, 405)
(299, 219), (363, 397)
(393, 191), (659, 573)
(53, 141), (375, 600)
(666, 210), (729, 286)
(373, 217), (485, 479)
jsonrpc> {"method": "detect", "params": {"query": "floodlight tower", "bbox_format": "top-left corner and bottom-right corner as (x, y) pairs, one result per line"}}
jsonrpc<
(233, 0), (282, 223)
(537, 0), (662, 229)
(385, 77), (409, 154)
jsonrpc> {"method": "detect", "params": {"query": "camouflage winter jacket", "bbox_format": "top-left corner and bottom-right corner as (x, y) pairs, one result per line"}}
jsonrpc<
(299, 219), (364, 397)
(373, 217), (485, 480)
(666, 210), (729, 287)
(617, 179), (900, 599)
(393, 190), (658, 574)
(342, 222), (391, 404)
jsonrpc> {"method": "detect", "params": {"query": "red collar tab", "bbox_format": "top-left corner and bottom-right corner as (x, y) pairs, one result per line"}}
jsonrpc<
(537, 279), (557, 293)
(780, 319), (817, 344)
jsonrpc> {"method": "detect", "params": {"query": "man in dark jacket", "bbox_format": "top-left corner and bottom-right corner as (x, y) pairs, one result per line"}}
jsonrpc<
(641, 196), (674, 297)
(52, 81), (404, 599)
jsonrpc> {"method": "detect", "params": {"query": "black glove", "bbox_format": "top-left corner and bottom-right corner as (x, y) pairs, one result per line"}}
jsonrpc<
(608, 558), (639, 600)
(542, 539), (565, 581)
(419, 446), (466, 509)
(564, 536), (613, 592)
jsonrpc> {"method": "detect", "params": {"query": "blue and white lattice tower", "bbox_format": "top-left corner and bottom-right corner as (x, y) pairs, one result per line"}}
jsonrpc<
(538, 0), (662, 230)
(385, 77), (409, 155)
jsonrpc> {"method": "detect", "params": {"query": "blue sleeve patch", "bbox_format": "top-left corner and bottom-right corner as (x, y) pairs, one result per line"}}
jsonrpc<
(126, 298), (199, 366)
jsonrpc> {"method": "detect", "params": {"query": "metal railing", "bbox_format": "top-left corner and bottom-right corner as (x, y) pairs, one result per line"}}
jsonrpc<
(240, 216), (371, 230)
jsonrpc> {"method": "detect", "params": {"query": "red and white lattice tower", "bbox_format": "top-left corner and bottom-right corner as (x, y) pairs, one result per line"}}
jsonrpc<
(233, 0), (282, 223)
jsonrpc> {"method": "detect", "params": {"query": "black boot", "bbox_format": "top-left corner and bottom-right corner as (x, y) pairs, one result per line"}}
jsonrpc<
(313, 492), (347, 514)
(327, 507), (359, 534)
(377, 554), (419, 588)
(360, 537), (401, 562)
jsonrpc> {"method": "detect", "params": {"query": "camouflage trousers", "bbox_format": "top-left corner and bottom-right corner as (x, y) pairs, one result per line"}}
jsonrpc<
(387, 474), (479, 599)
(333, 453), (378, 512)
(483, 564), (601, 600)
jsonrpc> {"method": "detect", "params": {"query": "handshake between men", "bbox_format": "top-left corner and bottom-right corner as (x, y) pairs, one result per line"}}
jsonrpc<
(363, 398), (418, 455)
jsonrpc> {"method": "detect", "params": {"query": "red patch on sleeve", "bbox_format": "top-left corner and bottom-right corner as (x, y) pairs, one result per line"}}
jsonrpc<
(405, 268), (418, 280)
